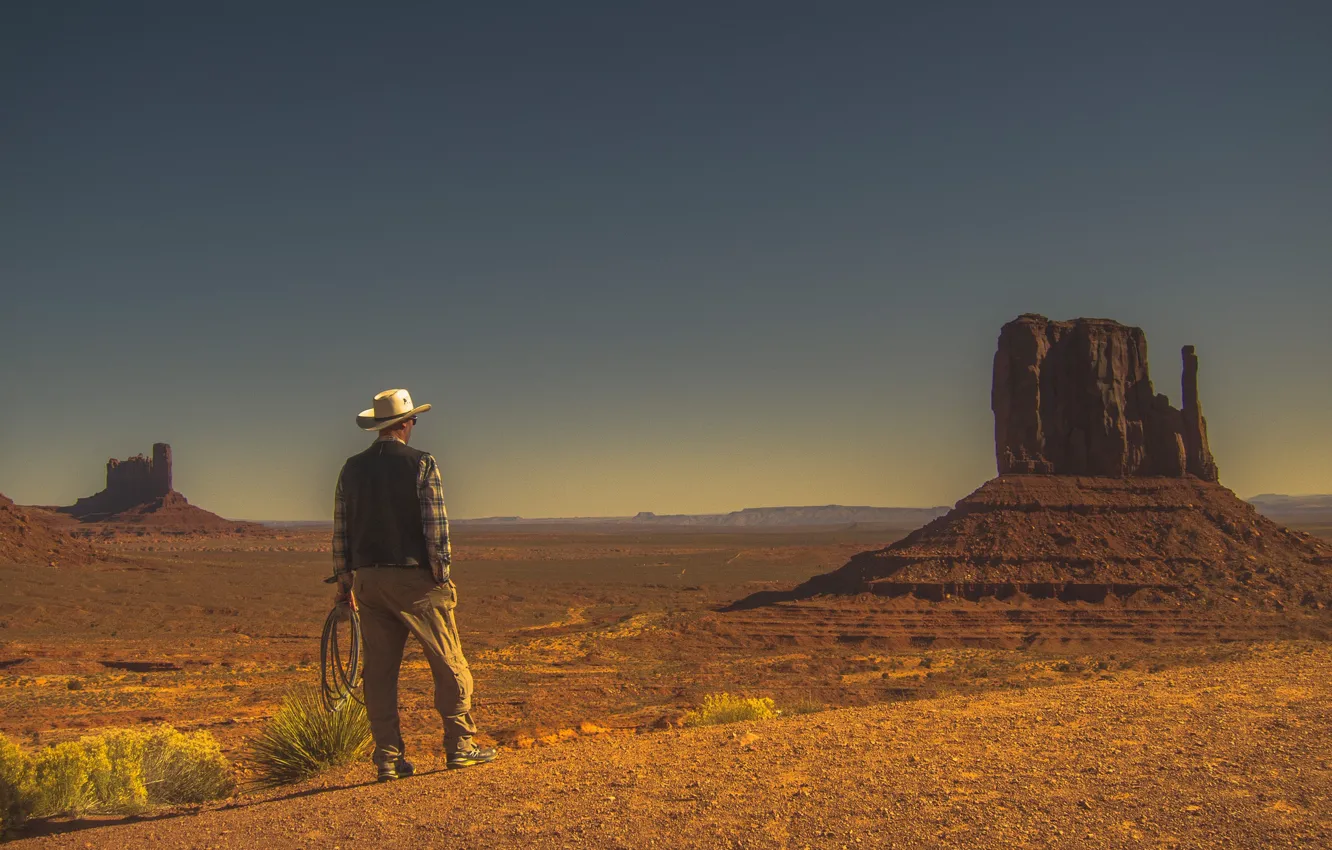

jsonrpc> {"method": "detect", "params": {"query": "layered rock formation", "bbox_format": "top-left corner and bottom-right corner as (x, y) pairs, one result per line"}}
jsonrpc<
(777, 476), (1331, 607)
(62, 444), (259, 533)
(731, 315), (1330, 612)
(66, 443), (174, 518)
(993, 315), (1218, 481)
(0, 493), (102, 566)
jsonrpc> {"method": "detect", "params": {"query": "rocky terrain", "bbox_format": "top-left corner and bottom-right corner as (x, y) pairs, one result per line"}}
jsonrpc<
(0, 494), (102, 568)
(11, 643), (1329, 849)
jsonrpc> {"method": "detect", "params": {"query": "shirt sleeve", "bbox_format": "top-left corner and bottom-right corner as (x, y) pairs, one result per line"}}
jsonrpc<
(332, 467), (351, 579)
(418, 453), (451, 581)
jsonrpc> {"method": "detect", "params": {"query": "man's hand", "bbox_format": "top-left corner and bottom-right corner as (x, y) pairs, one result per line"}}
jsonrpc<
(334, 574), (353, 607)
(432, 559), (450, 585)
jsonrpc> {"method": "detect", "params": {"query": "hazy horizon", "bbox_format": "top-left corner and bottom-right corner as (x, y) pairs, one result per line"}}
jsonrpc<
(3, 3), (1330, 520)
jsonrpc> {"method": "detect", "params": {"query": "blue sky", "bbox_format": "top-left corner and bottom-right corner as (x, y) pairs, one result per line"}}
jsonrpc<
(2, 2), (1329, 519)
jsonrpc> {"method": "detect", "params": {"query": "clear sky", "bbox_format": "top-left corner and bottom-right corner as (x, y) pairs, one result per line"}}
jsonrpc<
(2, 1), (1329, 520)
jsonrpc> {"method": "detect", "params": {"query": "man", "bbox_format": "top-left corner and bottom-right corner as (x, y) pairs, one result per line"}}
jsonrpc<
(332, 388), (497, 780)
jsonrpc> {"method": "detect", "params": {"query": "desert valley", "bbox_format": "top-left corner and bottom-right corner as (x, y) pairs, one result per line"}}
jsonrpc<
(1, 316), (1329, 847)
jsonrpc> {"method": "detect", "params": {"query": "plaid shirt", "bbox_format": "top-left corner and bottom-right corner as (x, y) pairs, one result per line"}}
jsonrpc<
(332, 440), (452, 583)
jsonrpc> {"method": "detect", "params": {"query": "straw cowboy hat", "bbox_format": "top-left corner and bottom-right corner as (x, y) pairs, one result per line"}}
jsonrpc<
(356, 388), (432, 431)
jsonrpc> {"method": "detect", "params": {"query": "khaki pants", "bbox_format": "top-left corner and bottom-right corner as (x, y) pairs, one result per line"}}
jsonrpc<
(352, 568), (477, 763)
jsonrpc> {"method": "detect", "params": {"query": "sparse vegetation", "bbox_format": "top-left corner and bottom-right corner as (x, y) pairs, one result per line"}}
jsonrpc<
(135, 727), (235, 805)
(249, 685), (370, 785)
(0, 735), (36, 837)
(781, 695), (825, 716)
(0, 726), (232, 832)
(682, 693), (780, 727)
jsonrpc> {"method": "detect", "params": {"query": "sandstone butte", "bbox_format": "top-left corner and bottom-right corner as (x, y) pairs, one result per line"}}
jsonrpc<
(994, 314), (1218, 480)
(58, 442), (261, 534)
(735, 315), (1332, 611)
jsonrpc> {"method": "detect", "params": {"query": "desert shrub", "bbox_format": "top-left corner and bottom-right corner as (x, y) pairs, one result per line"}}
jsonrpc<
(30, 740), (107, 817)
(0, 735), (36, 837)
(681, 693), (780, 727)
(249, 686), (370, 785)
(88, 732), (148, 813)
(17, 726), (233, 820)
(137, 727), (234, 804)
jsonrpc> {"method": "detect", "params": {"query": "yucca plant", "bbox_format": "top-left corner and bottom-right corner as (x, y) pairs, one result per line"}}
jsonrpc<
(249, 685), (370, 785)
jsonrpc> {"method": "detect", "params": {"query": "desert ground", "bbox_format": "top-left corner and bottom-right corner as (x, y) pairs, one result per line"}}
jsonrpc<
(2, 522), (1330, 846)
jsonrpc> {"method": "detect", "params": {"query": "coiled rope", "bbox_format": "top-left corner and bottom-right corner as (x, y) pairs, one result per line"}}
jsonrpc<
(320, 601), (363, 712)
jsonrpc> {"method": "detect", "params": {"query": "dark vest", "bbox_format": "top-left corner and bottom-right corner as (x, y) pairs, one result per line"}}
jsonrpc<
(341, 440), (429, 570)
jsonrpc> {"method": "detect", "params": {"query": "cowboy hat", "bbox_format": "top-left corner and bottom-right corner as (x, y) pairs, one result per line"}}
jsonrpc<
(356, 388), (432, 431)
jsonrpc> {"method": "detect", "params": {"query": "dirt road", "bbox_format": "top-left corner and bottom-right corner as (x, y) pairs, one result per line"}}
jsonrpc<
(13, 643), (1328, 849)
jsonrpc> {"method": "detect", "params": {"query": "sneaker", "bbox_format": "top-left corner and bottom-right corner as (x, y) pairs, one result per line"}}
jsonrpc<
(447, 745), (497, 770)
(376, 757), (416, 782)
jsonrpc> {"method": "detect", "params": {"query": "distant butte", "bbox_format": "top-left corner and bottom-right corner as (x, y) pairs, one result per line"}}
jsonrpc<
(61, 443), (259, 533)
(65, 442), (175, 519)
(732, 314), (1331, 612)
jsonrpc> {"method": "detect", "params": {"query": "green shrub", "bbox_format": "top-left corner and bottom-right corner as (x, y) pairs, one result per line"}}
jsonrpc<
(31, 740), (105, 817)
(137, 727), (234, 805)
(681, 693), (780, 727)
(10, 726), (233, 823)
(0, 735), (36, 837)
(249, 686), (370, 785)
